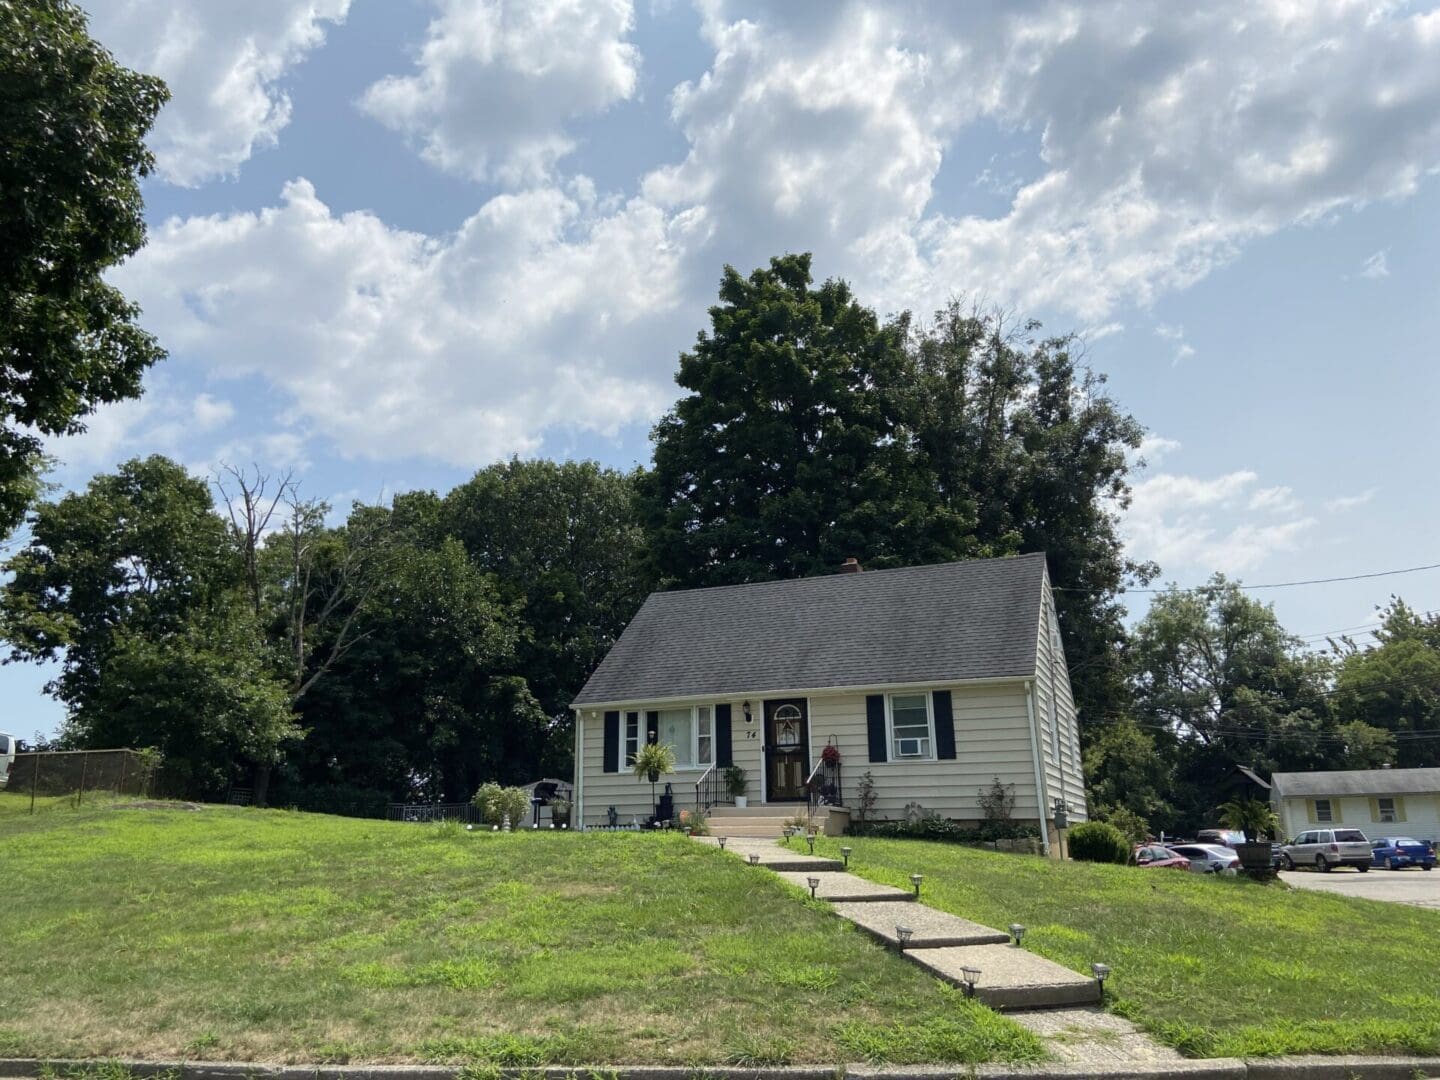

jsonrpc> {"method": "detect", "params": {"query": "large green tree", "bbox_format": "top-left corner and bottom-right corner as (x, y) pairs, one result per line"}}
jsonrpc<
(275, 495), (545, 807)
(1332, 599), (1440, 766)
(0, 0), (169, 534)
(900, 302), (1153, 722)
(1128, 576), (1393, 828)
(0, 456), (295, 791)
(641, 254), (977, 587)
(442, 458), (649, 753)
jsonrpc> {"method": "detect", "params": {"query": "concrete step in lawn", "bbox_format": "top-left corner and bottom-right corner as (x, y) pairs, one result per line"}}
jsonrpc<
(831, 900), (1010, 947)
(904, 942), (1102, 1010)
(694, 835), (844, 872)
(774, 871), (916, 902)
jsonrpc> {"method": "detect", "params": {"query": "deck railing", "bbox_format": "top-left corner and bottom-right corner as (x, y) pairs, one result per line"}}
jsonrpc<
(695, 762), (723, 811)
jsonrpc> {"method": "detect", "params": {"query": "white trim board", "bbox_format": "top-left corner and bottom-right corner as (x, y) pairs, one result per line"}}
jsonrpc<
(573, 674), (1033, 714)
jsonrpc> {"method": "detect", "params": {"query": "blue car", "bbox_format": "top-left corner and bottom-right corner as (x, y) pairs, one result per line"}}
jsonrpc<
(1370, 836), (1436, 871)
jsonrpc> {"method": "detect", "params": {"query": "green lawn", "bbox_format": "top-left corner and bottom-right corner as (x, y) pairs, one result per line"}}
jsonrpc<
(0, 795), (1042, 1067)
(807, 834), (1440, 1058)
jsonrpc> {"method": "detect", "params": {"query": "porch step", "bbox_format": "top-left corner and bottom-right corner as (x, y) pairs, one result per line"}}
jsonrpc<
(709, 805), (820, 818)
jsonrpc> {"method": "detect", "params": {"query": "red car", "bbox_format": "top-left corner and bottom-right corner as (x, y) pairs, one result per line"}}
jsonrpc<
(1134, 843), (1191, 870)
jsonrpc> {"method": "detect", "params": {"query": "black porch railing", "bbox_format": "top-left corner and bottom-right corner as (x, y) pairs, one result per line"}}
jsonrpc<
(807, 757), (842, 811)
(695, 762), (723, 811)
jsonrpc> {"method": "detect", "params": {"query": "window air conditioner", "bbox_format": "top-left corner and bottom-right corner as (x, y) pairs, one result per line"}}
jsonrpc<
(897, 737), (925, 757)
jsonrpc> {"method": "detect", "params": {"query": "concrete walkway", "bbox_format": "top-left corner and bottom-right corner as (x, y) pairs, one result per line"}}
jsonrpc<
(700, 834), (1188, 1067)
(1010, 1007), (1187, 1067)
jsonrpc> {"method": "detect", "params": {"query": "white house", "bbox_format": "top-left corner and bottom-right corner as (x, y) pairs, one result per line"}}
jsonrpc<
(1271, 767), (1440, 843)
(569, 553), (1087, 855)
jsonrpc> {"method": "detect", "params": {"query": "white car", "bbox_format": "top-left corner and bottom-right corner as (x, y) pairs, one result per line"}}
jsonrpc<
(0, 731), (14, 789)
(1168, 842), (1241, 875)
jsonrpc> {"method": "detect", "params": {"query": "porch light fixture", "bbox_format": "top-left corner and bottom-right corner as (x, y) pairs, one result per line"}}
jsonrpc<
(717, 836), (727, 850)
(807, 876), (820, 899)
(840, 846), (852, 868)
(1091, 962), (1110, 999)
(743, 701), (753, 722)
(910, 873), (924, 898)
(895, 925), (914, 950)
(748, 853), (761, 866)
(960, 966), (981, 998)
(1009, 923), (1026, 947)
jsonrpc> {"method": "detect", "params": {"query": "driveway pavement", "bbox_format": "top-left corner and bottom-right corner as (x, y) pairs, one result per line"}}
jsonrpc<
(1280, 867), (1440, 909)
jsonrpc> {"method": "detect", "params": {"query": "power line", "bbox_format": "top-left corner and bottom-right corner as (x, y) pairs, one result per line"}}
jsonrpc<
(1055, 560), (1440, 595)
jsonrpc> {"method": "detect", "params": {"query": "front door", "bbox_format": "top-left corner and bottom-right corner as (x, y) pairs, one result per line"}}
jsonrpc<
(764, 698), (809, 801)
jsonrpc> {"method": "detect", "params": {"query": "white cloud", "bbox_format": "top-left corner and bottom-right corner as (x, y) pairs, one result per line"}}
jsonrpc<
(1125, 467), (1315, 575)
(1083, 322), (1125, 342)
(358, 0), (640, 184)
(1135, 434), (1181, 466)
(86, 0), (350, 186)
(114, 179), (692, 464)
(109, 0), (1440, 468)
(192, 393), (235, 430)
(46, 387), (243, 476)
(1248, 485), (1301, 514)
(1359, 250), (1391, 279)
(1325, 489), (1377, 513)
(635, 1), (1440, 321)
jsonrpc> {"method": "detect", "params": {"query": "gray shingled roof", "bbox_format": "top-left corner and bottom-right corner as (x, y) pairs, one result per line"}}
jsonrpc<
(572, 553), (1047, 707)
(1272, 768), (1440, 798)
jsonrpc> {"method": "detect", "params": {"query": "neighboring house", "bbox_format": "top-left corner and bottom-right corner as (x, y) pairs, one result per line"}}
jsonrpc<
(569, 553), (1086, 854)
(1271, 767), (1440, 843)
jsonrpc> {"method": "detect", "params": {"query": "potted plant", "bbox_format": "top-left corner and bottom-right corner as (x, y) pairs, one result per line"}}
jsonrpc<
(633, 742), (677, 818)
(724, 765), (749, 808)
(1219, 797), (1281, 873)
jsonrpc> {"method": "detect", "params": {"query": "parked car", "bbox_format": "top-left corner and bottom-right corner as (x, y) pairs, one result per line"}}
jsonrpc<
(1281, 828), (1372, 872)
(1134, 844), (1191, 870)
(0, 731), (14, 789)
(1196, 828), (1247, 848)
(1370, 836), (1436, 871)
(1168, 843), (1241, 874)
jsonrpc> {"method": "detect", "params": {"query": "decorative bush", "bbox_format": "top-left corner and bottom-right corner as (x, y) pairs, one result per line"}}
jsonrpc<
(850, 818), (1040, 844)
(1066, 820), (1131, 864)
(473, 782), (531, 827)
(1093, 803), (1150, 845)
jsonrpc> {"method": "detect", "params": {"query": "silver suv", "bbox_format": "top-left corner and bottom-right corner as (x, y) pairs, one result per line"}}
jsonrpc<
(1281, 828), (1372, 872)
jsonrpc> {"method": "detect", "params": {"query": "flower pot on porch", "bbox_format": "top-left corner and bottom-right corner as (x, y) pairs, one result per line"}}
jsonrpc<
(734, 795), (748, 808)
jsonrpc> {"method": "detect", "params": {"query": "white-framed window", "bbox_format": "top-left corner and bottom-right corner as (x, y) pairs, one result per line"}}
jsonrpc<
(624, 712), (640, 767)
(697, 706), (713, 766)
(1377, 797), (1397, 823)
(1314, 798), (1333, 823)
(656, 705), (714, 769)
(888, 692), (934, 760)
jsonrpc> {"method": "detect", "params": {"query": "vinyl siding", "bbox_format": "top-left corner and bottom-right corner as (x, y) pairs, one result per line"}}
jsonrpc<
(575, 698), (766, 828)
(1274, 792), (1440, 842)
(575, 682), (1045, 826)
(1033, 571), (1088, 821)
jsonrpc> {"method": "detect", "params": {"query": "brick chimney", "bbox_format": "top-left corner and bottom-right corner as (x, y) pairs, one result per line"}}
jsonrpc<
(838, 557), (862, 574)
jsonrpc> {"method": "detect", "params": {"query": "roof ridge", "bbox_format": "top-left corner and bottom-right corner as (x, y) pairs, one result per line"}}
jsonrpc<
(646, 551), (1048, 601)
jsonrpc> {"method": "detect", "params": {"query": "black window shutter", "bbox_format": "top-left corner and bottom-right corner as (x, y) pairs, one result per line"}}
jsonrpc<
(866, 695), (888, 762)
(715, 704), (733, 767)
(646, 710), (659, 744)
(932, 690), (957, 760)
(603, 711), (620, 773)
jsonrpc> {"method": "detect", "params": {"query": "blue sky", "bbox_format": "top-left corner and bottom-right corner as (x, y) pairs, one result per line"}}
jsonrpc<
(7, 0), (1440, 739)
